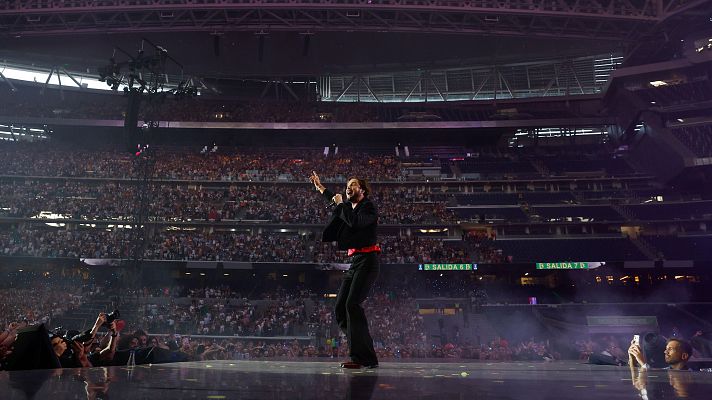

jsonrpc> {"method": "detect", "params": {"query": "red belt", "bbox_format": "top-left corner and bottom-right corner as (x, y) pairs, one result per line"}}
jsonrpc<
(347, 245), (381, 257)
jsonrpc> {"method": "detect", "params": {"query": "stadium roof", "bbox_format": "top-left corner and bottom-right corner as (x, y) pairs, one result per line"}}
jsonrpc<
(0, 0), (710, 77)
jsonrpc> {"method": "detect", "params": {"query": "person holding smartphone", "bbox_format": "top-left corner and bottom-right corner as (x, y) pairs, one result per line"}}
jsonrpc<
(628, 336), (693, 370)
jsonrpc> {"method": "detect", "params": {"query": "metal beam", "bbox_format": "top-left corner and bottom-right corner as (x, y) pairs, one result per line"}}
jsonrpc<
(427, 76), (446, 102)
(567, 62), (585, 95)
(56, 67), (65, 101)
(40, 67), (54, 95)
(498, 71), (515, 99)
(662, 0), (711, 16)
(61, 67), (84, 89)
(359, 77), (382, 103)
(0, 70), (17, 92)
(259, 81), (273, 99)
(279, 80), (300, 101)
(0, 0), (696, 42)
(319, 52), (619, 101)
(472, 70), (493, 100)
(334, 76), (357, 102)
(0, 1), (669, 20)
(404, 76), (424, 102)
(542, 65), (560, 97)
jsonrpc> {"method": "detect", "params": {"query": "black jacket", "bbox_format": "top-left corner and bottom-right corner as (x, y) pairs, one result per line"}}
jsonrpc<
(320, 189), (378, 250)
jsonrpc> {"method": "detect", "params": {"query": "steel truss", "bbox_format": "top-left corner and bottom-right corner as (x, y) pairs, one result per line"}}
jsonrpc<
(322, 53), (624, 102)
(0, 0), (709, 41)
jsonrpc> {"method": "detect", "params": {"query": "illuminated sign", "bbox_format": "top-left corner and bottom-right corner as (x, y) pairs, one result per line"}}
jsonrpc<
(536, 262), (591, 270)
(419, 264), (476, 271)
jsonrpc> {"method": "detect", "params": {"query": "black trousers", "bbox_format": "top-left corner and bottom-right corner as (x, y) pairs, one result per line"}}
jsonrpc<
(334, 252), (379, 365)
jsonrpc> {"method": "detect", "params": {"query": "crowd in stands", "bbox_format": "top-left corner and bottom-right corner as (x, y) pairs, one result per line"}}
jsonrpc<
(121, 285), (564, 362)
(148, 98), (384, 123)
(131, 287), (316, 337)
(1, 91), (125, 120)
(159, 336), (559, 361)
(2, 142), (711, 265)
(0, 269), (106, 328)
(1, 142), (639, 183)
(0, 93), (380, 123)
(0, 143), (407, 182)
(365, 290), (428, 356)
(436, 337), (558, 361)
(0, 180), (138, 221)
(1, 90), (588, 123)
(376, 236), (469, 264)
(152, 232), (310, 263)
(3, 314), (705, 376)
(0, 285), (560, 367)
(3, 262), (712, 372)
(0, 226), (473, 263)
(0, 179), (458, 225)
(149, 300), (305, 337)
(0, 287), (82, 331)
(464, 230), (510, 264)
(575, 335), (628, 362)
(0, 228), (133, 259)
(0, 142), (640, 185)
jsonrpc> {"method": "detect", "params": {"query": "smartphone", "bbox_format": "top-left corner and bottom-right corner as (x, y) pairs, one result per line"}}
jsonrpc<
(633, 334), (640, 346)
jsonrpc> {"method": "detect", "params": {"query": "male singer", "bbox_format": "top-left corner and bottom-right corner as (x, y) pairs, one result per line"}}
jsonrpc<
(310, 171), (380, 369)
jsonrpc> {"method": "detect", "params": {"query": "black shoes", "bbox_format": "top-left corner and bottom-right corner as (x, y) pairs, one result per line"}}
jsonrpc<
(340, 361), (362, 369)
(340, 361), (379, 369)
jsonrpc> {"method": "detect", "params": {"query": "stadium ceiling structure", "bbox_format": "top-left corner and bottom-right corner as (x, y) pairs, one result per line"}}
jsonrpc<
(0, 0), (708, 42)
(0, 0), (709, 97)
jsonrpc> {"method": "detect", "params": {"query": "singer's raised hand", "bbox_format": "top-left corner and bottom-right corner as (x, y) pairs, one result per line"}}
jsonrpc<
(310, 171), (325, 193)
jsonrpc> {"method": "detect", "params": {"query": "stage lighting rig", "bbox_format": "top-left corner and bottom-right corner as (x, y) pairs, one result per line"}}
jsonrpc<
(97, 39), (198, 274)
(98, 38), (189, 97)
(171, 78), (200, 98)
(98, 57), (125, 90)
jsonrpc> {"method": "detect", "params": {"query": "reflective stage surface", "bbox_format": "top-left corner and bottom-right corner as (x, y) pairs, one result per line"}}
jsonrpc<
(2, 360), (712, 400)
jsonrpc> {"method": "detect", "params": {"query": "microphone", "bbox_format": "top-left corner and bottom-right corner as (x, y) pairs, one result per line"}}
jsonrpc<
(327, 192), (350, 208)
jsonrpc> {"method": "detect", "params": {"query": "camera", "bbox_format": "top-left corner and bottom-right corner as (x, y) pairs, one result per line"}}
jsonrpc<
(71, 330), (94, 343)
(52, 328), (92, 344)
(105, 310), (121, 325)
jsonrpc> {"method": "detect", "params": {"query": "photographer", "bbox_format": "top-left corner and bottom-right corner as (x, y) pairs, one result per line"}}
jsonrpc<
(50, 333), (91, 368)
(628, 339), (699, 400)
(86, 320), (120, 367)
(51, 311), (120, 368)
(628, 337), (693, 371)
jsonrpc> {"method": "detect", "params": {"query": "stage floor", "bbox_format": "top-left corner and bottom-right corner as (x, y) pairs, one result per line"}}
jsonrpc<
(2, 359), (711, 399)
